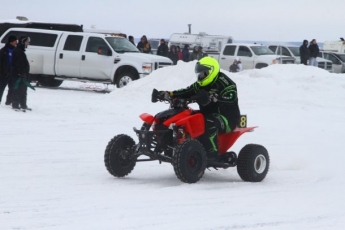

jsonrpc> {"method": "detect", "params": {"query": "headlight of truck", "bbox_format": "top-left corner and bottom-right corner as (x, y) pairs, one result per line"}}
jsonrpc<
(142, 63), (152, 73)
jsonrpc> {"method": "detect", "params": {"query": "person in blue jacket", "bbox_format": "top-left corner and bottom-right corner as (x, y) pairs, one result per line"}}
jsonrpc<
(0, 35), (17, 105)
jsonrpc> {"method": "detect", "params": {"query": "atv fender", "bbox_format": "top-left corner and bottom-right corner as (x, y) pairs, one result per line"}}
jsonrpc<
(139, 113), (156, 125)
(218, 126), (258, 153)
(174, 113), (205, 138)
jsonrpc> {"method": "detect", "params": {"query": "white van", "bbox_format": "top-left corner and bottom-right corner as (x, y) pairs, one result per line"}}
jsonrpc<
(0, 28), (173, 87)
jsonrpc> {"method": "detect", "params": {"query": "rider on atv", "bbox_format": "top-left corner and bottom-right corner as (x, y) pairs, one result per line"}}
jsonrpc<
(158, 56), (241, 160)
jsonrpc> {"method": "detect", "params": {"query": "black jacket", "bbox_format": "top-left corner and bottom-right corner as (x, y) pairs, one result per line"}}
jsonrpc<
(168, 51), (178, 65)
(299, 40), (310, 60)
(12, 43), (30, 77)
(157, 43), (169, 57)
(137, 41), (151, 53)
(172, 72), (240, 130)
(308, 43), (319, 58)
(0, 43), (16, 78)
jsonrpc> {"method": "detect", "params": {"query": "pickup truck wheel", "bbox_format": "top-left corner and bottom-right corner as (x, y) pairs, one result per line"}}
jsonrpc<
(255, 63), (268, 69)
(38, 77), (63, 87)
(116, 72), (134, 88)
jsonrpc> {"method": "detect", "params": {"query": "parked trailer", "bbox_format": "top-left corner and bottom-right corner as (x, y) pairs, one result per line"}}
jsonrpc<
(168, 32), (233, 52)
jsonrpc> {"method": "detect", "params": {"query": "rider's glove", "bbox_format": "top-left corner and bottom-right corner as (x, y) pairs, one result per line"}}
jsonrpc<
(158, 91), (171, 100)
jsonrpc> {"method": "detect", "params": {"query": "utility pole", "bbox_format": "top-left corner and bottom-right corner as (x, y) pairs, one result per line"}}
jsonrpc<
(188, 24), (191, 34)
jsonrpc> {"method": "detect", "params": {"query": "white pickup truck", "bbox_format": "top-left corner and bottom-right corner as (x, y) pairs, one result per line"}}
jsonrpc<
(206, 43), (295, 71)
(0, 28), (173, 87)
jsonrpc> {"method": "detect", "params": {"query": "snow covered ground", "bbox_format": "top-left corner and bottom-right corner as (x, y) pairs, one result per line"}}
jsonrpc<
(1, 62), (345, 230)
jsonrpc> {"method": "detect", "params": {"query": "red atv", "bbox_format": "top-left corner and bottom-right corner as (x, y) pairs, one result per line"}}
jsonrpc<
(104, 89), (270, 183)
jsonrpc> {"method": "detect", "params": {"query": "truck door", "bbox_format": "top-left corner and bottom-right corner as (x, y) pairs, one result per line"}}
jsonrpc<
(55, 34), (84, 77)
(238, 46), (254, 69)
(219, 45), (236, 70)
(79, 36), (113, 80)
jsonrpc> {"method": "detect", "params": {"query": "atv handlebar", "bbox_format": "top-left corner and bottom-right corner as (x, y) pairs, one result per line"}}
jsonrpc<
(152, 88), (196, 109)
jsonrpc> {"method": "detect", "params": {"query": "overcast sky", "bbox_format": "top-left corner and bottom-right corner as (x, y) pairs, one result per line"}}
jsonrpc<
(1, 0), (344, 42)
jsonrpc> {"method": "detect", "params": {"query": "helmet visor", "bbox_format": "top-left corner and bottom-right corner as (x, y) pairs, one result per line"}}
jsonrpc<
(195, 62), (211, 81)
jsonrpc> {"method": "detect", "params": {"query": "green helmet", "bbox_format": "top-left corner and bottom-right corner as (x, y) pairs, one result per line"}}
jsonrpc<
(195, 57), (220, 87)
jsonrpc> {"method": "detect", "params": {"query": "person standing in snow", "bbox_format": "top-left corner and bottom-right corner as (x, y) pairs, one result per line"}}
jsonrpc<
(137, 35), (151, 54)
(157, 57), (240, 160)
(308, 39), (319, 67)
(182, 44), (190, 62)
(299, 40), (310, 65)
(167, 45), (178, 65)
(229, 58), (242, 72)
(11, 36), (31, 111)
(176, 46), (183, 61)
(128, 35), (136, 46)
(157, 39), (169, 57)
(189, 46), (203, 61)
(0, 35), (17, 105)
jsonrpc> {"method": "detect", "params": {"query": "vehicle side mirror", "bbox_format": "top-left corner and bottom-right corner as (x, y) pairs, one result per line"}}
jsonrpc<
(97, 45), (112, 56)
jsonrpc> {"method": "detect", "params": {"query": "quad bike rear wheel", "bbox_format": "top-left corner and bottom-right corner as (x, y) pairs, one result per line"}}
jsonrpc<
(237, 144), (269, 182)
(104, 134), (136, 177)
(172, 139), (207, 183)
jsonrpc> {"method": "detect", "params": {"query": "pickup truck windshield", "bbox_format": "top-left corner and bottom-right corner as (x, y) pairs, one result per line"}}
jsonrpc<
(106, 37), (139, 53)
(288, 47), (300, 56)
(335, 53), (345, 62)
(250, 46), (275, 55)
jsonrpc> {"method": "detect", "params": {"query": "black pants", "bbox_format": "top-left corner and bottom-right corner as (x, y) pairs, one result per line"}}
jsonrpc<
(0, 77), (8, 103)
(0, 77), (14, 104)
(301, 59), (308, 65)
(12, 78), (28, 109)
(198, 113), (230, 155)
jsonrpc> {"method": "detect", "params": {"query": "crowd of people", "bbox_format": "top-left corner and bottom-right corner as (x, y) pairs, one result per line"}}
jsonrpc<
(128, 35), (210, 65)
(129, 35), (323, 73)
(0, 35), (32, 111)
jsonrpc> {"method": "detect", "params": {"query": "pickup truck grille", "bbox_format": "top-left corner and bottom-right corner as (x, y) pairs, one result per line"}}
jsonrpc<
(281, 59), (295, 64)
(276, 57), (295, 64)
(318, 62), (325, 69)
(154, 62), (173, 70)
(318, 62), (333, 71)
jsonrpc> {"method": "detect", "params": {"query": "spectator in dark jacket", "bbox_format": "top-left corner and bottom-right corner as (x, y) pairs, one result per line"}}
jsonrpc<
(189, 46), (203, 61)
(168, 45), (178, 65)
(128, 35), (135, 46)
(0, 35), (17, 105)
(299, 40), (310, 65)
(182, 44), (190, 62)
(199, 46), (208, 58)
(137, 35), (151, 53)
(11, 36), (31, 110)
(308, 39), (319, 67)
(157, 39), (169, 57)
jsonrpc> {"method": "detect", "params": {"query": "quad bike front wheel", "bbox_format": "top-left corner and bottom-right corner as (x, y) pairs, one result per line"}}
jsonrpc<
(237, 144), (269, 182)
(172, 139), (207, 183)
(104, 134), (136, 177)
